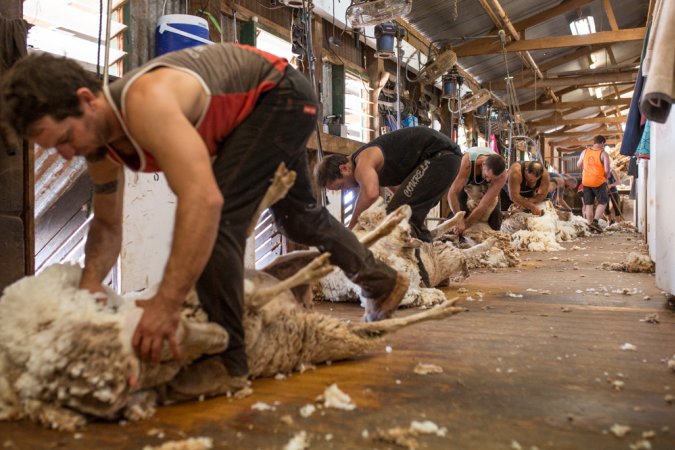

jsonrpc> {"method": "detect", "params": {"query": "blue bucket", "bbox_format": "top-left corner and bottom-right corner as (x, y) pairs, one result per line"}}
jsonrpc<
(155, 14), (212, 56)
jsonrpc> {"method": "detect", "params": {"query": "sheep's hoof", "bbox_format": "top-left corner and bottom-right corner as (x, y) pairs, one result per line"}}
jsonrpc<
(362, 272), (409, 322)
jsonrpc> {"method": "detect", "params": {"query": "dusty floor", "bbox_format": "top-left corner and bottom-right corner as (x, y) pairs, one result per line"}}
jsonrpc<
(1, 230), (674, 449)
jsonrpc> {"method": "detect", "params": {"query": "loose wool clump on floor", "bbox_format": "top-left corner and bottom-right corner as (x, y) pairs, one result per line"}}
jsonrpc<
(601, 252), (655, 273)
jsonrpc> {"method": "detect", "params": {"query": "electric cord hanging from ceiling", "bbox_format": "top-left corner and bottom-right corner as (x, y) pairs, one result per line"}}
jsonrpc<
(96, 0), (103, 78)
(102, 0), (114, 87)
(499, 29), (527, 165)
(300, 0), (327, 206)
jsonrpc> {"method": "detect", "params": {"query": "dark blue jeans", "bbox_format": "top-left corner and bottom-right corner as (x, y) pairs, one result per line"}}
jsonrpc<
(195, 66), (397, 376)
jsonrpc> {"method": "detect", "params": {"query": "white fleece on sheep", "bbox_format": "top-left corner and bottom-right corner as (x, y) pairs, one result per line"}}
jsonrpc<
(556, 213), (589, 241)
(0, 264), (139, 368)
(501, 202), (588, 251)
(316, 201), (451, 308)
(0, 264), (143, 425)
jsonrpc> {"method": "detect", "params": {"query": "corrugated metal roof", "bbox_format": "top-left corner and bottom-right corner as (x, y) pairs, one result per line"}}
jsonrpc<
(404, 0), (648, 135)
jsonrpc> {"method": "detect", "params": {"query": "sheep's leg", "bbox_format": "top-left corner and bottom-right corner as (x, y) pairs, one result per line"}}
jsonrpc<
(460, 236), (497, 259)
(350, 298), (463, 334)
(248, 252), (334, 310)
(246, 162), (297, 236)
(176, 320), (230, 361)
(138, 320), (230, 389)
(24, 400), (87, 431)
(358, 205), (409, 248)
(429, 211), (466, 240)
(260, 249), (321, 281)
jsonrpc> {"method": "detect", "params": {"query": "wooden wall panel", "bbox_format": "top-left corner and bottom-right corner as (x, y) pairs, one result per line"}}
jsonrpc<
(0, 0), (32, 288)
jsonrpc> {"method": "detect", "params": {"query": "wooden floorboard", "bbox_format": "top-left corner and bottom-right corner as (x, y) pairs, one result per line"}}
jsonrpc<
(1, 232), (674, 449)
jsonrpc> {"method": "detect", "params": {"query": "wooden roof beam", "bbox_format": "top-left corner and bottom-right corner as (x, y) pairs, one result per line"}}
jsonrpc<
(454, 28), (646, 57)
(603, 0), (620, 31)
(518, 86), (579, 111)
(528, 87), (632, 129)
(530, 116), (626, 127)
(553, 137), (621, 147)
(484, 45), (610, 86)
(545, 128), (622, 138)
(490, 70), (637, 89)
(454, 0), (594, 51)
(479, 0), (558, 102)
(394, 17), (507, 108)
(510, 0), (595, 33)
(520, 98), (631, 111)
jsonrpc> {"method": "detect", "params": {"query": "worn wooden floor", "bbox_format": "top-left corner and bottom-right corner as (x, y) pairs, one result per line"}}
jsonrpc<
(2, 231), (674, 449)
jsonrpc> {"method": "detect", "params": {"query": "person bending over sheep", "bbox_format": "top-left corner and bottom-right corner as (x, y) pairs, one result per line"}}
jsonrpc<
(500, 160), (550, 216)
(447, 147), (508, 234)
(314, 127), (463, 242)
(0, 45), (408, 385)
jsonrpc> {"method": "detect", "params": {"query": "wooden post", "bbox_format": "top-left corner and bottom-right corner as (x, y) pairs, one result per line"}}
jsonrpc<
(538, 134), (546, 166)
(366, 53), (385, 138)
(0, 0), (32, 288)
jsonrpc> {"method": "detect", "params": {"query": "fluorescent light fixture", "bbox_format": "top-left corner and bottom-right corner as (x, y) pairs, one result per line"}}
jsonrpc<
(594, 87), (603, 98)
(570, 16), (596, 36)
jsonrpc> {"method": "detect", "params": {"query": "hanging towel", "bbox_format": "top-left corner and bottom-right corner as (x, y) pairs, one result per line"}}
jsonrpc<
(0, 15), (30, 73)
(620, 64), (646, 157)
(620, 19), (652, 157)
(635, 120), (651, 159)
(640, 0), (675, 123)
(0, 15), (31, 155)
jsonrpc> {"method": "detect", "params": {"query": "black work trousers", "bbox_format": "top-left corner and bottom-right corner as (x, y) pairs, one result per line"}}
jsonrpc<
(386, 151), (462, 242)
(195, 66), (397, 376)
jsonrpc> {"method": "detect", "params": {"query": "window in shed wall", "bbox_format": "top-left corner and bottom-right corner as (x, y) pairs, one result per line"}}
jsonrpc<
(344, 71), (373, 143)
(251, 26), (296, 268)
(26, 0), (128, 290)
(23, 0), (128, 76)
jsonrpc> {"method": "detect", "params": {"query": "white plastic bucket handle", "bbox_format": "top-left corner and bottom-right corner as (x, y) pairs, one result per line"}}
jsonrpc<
(157, 23), (213, 46)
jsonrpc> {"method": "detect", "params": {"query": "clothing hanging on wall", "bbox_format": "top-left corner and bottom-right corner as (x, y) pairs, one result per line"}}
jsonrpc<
(640, 0), (675, 123)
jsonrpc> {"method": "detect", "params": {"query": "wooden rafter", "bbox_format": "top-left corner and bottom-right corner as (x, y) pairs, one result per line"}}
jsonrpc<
(453, 0), (595, 52)
(530, 87), (632, 136)
(520, 98), (631, 111)
(490, 70), (637, 89)
(484, 45), (610, 87)
(518, 86), (579, 110)
(454, 28), (646, 57)
(530, 116), (626, 127)
(603, 0), (620, 31)
(478, 0), (558, 103)
(553, 137), (622, 147)
(509, 0), (596, 34)
(545, 129), (622, 138)
(394, 17), (506, 108)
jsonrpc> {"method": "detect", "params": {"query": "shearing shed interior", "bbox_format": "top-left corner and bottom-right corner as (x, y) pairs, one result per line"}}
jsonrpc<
(0, 0), (674, 449)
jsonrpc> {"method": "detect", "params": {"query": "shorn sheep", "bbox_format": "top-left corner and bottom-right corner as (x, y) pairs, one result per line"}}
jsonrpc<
(316, 199), (501, 306)
(500, 201), (589, 252)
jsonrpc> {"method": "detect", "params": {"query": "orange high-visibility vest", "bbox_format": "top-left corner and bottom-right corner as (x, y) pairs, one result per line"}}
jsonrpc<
(581, 148), (606, 188)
